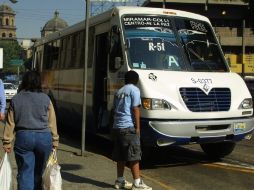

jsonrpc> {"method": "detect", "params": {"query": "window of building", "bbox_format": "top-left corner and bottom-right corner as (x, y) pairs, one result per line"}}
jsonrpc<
(5, 18), (9, 25)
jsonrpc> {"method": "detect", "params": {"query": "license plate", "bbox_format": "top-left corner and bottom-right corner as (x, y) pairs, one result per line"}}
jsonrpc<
(234, 123), (246, 133)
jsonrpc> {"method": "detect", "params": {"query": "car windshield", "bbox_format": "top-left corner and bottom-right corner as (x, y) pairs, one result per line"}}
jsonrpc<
(4, 84), (16, 89)
(122, 15), (228, 72)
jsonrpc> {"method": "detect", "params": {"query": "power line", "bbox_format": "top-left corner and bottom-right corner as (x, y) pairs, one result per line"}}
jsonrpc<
(90, 0), (144, 16)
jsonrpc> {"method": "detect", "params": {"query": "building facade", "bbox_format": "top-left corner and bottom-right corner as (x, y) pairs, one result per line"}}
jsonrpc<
(143, 0), (254, 76)
(0, 3), (16, 40)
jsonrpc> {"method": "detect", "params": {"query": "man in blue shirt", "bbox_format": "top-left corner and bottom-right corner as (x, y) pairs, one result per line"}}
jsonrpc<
(0, 79), (6, 121)
(112, 70), (152, 190)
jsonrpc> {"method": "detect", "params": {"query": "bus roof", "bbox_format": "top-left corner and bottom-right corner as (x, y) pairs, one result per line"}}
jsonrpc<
(116, 6), (210, 22)
(34, 6), (211, 46)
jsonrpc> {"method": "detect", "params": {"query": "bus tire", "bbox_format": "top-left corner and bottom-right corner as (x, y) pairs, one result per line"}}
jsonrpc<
(200, 141), (236, 159)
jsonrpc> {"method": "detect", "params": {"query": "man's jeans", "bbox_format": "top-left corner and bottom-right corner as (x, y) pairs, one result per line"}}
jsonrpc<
(14, 131), (52, 190)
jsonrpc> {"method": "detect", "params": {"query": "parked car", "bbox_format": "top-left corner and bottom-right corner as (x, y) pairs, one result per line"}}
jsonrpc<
(4, 80), (20, 89)
(4, 83), (18, 100)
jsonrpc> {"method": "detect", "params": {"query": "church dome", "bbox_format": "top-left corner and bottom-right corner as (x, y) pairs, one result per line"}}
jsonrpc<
(0, 4), (15, 14)
(42, 10), (68, 32)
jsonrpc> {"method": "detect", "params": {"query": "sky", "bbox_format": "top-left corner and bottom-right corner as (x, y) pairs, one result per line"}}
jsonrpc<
(4, 0), (85, 39)
(2, 0), (142, 39)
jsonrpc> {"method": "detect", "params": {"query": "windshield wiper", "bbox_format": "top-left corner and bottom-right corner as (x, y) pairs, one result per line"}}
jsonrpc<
(187, 47), (205, 62)
(180, 37), (213, 71)
(180, 36), (192, 64)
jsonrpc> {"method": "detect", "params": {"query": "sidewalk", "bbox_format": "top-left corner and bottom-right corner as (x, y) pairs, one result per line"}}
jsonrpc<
(0, 122), (165, 190)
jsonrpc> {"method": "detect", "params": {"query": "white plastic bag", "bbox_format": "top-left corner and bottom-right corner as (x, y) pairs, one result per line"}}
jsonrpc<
(0, 153), (12, 190)
(42, 149), (62, 190)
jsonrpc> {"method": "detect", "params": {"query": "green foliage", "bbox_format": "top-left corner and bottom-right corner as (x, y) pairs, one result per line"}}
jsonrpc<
(0, 40), (25, 74)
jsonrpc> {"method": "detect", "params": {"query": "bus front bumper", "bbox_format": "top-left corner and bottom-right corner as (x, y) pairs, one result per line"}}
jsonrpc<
(141, 117), (254, 147)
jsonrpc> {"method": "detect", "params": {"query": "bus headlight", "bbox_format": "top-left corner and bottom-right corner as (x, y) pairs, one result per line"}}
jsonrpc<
(142, 98), (171, 110)
(239, 98), (253, 109)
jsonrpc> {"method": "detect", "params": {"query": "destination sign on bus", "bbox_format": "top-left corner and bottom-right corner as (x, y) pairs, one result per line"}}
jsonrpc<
(123, 16), (171, 27)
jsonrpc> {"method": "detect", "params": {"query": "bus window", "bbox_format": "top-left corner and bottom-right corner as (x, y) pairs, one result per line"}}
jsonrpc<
(59, 37), (71, 69)
(109, 25), (123, 72)
(122, 16), (185, 71)
(52, 40), (60, 69)
(77, 28), (94, 69)
(175, 18), (228, 72)
(59, 38), (66, 69)
(75, 32), (81, 68)
(79, 31), (85, 68)
(88, 27), (95, 68)
(66, 35), (73, 68)
(35, 50), (42, 71)
(43, 42), (53, 70)
(71, 33), (78, 68)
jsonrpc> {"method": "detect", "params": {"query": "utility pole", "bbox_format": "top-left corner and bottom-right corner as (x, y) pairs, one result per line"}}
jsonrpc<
(81, 0), (90, 156)
(9, 0), (89, 156)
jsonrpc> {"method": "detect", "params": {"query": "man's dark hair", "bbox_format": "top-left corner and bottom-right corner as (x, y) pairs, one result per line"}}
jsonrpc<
(19, 71), (42, 92)
(125, 70), (139, 85)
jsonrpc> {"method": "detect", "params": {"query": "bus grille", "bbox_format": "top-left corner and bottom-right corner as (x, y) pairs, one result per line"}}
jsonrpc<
(179, 88), (231, 112)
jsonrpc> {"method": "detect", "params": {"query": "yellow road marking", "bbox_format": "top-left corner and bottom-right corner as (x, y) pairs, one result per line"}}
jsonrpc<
(203, 163), (254, 174)
(140, 173), (175, 190)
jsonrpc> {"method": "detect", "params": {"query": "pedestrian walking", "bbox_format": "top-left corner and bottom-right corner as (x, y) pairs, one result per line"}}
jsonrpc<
(2, 71), (59, 190)
(0, 78), (6, 121)
(112, 70), (152, 190)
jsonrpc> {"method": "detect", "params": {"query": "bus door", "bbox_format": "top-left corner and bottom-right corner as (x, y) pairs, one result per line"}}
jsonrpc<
(93, 32), (108, 132)
(107, 25), (125, 127)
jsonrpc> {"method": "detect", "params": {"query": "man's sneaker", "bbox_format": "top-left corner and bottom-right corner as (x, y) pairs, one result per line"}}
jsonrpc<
(132, 180), (152, 190)
(114, 180), (133, 189)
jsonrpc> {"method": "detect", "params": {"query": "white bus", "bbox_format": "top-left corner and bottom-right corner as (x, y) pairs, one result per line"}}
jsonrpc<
(32, 6), (254, 158)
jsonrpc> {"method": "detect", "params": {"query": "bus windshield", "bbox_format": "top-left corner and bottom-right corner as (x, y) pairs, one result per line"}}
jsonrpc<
(122, 15), (228, 72)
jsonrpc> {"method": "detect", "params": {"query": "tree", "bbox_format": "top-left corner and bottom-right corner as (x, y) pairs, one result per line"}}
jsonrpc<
(0, 40), (24, 74)
(9, 0), (18, 3)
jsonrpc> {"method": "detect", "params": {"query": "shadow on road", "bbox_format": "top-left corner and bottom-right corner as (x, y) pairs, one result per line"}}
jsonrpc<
(140, 145), (219, 169)
(61, 167), (113, 188)
(59, 127), (219, 171)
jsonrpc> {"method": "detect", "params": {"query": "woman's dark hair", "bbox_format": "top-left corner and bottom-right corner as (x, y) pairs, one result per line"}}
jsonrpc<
(125, 70), (139, 85)
(19, 71), (42, 92)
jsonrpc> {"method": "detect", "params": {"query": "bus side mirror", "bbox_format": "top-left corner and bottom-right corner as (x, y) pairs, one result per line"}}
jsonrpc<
(114, 57), (123, 70)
